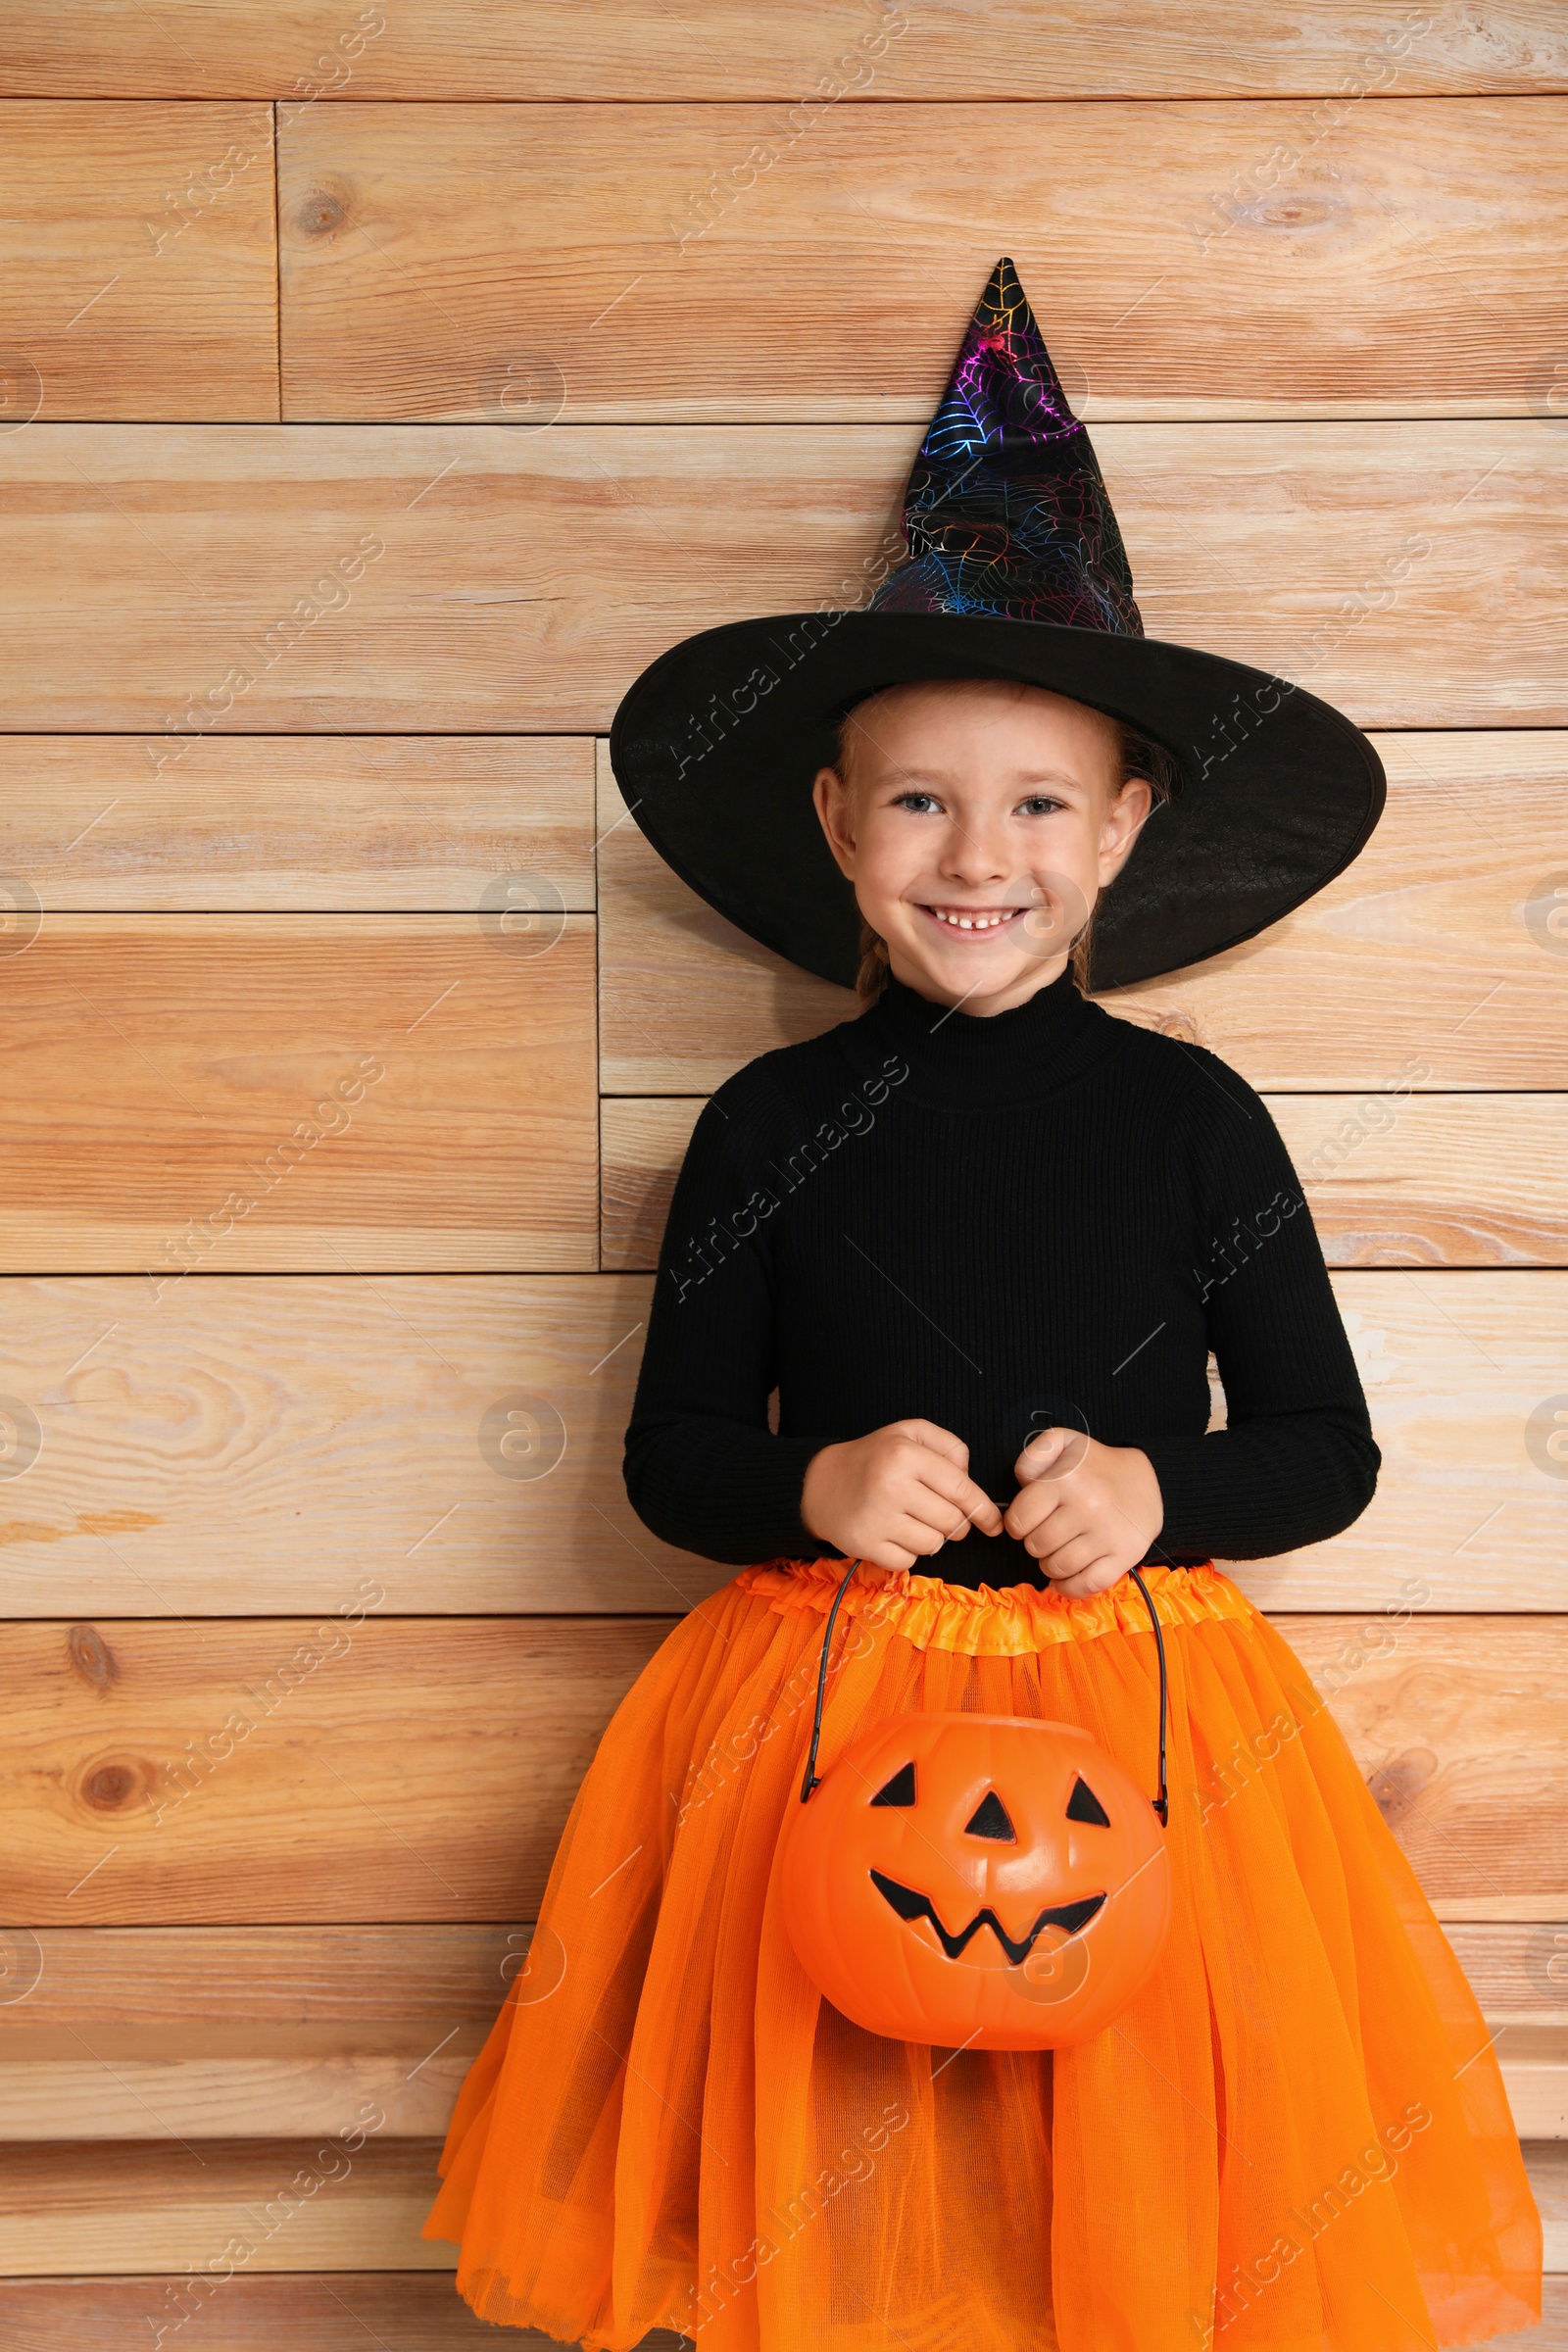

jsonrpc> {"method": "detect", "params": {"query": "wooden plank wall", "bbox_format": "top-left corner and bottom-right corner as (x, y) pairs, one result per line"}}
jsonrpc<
(0, 5), (1565, 2341)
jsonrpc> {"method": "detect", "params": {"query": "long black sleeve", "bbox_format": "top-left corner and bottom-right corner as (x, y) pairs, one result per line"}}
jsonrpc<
(623, 1088), (825, 1565)
(623, 970), (1379, 1587)
(1138, 1047), (1381, 1560)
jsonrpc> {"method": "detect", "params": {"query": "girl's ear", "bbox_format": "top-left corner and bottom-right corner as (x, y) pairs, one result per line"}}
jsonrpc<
(1098, 777), (1154, 885)
(812, 765), (859, 880)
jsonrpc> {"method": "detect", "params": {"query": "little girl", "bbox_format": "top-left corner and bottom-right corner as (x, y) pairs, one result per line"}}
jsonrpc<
(424, 260), (1540, 2350)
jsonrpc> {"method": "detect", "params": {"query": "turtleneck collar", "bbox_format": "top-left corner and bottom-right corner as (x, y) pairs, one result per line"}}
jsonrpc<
(850, 963), (1116, 1110)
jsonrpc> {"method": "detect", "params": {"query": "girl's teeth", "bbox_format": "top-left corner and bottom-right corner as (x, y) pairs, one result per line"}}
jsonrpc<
(931, 909), (1010, 930)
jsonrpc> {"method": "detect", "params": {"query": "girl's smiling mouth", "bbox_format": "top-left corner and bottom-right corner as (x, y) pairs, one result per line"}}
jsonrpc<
(918, 904), (1028, 934)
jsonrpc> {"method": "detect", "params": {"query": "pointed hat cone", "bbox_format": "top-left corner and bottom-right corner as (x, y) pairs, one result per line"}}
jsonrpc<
(870, 257), (1142, 635)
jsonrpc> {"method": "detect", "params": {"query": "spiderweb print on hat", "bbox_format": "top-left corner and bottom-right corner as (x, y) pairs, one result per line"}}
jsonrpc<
(869, 256), (1146, 636)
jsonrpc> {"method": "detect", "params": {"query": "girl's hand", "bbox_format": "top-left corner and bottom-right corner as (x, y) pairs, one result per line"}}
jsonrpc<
(801, 1419), (1004, 1575)
(1003, 1429), (1164, 1596)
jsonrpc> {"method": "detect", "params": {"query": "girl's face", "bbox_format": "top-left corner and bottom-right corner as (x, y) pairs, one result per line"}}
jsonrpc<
(811, 678), (1153, 1016)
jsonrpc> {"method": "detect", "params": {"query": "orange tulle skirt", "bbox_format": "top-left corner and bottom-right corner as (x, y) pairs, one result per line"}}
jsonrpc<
(421, 1561), (1541, 2351)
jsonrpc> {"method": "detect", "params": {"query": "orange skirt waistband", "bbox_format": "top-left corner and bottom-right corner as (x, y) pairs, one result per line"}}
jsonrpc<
(732, 1556), (1256, 1658)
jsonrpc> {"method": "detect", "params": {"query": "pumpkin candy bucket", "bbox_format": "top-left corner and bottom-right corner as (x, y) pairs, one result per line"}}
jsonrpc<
(778, 1566), (1173, 2050)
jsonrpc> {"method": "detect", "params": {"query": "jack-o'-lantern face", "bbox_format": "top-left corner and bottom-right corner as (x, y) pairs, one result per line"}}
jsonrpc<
(779, 1712), (1171, 2049)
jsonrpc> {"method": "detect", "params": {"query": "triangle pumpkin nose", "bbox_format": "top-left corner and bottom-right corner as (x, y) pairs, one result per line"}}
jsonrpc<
(964, 1789), (1016, 1841)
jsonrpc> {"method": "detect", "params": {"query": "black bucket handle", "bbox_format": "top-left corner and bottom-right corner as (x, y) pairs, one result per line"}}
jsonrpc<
(798, 1561), (1169, 1828)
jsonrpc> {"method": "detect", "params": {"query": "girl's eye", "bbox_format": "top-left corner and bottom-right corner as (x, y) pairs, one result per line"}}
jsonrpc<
(1017, 794), (1065, 816)
(891, 791), (943, 814)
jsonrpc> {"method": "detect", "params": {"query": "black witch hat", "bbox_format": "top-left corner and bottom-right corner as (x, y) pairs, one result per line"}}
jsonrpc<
(609, 258), (1385, 992)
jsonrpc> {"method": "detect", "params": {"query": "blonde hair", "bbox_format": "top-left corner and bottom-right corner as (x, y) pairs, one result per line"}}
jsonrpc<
(834, 694), (1180, 1004)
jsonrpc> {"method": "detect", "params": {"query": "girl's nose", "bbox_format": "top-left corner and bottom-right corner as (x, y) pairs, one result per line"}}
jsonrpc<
(939, 820), (1010, 885)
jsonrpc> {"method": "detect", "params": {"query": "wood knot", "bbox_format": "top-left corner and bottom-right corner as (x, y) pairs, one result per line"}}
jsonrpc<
(1153, 1009), (1200, 1046)
(1231, 195), (1345, 233)
(296, 187), (348, 237)
(81, 1759), (144, 1812)
(1366, 1746), (1438, 1827)
(67, 1623), (118, 1690)
(1253, 196), (1339, 231)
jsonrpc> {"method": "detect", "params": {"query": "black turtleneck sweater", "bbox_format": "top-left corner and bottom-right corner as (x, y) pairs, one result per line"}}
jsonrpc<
(623, 967), (1379, 1590)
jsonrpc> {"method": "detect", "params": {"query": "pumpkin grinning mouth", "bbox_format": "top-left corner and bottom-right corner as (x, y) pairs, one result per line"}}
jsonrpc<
(869, 1870), (1105, 1964)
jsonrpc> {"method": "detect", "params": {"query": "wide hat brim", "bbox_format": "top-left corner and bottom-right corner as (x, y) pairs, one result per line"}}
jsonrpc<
(609, 609), (1386, 994)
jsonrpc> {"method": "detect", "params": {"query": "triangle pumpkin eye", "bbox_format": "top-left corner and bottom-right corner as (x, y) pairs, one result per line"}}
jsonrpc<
(870, 1761), (916, 1807)
(963, 1789), (1016, 1841)
(1065, 1775), (1110, 1828)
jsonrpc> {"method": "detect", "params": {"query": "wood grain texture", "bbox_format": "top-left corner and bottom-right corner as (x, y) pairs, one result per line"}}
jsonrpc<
(0, 2138), (456, 2276)
(1517, 2071), (1568, 2137)
(278, 99), (1568, 421)
(597, 735), (1568, 1092)
(1228, 1273), (1568, 1611)
(0, 1615), (1563, 1924)
(602, 1095), (1568, 1274)
(0, 1925), (521, 2024)
(0, 1616), (670, 1924)
(0, 424), (1559, 731)
(0, 1272), (1562, 1615)
(1269, 1097), (1568, 1267)
(1436, 1901), (1568, 1926)
(1282, 1617), (1568, 1910)
(1446, 1924), (1568, 2021)
(0, 737), (595, 909)
(600, 1097), (704, 1270)
(2, 1923), (1561, 2143)
(4, 2), (1564, 99)
(38, 2269), (1561, 2350)
(0, 2039), (481, 2142)
(0, 2272), (625, 2347)
(0, 917), (597, 1271)
(0, 1276), (722, 1617)
(0, 102), (278, 421)
(1537, 2145), (1568, 2272)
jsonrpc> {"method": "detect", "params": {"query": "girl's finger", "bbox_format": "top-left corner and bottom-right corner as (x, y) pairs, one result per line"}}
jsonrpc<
(893, 1423), (1004, 1534)
(1013, 1426), (1084, 1484)
(861, 1537), (920, 1572)
(949, 1484), (1003, 1537)
(1003, 1478), (1059, 1538)
(903, 1495), (971, 1547)
(1050, 1556), (1121, 1597)
(896, 1419), (971, 1470)
(1034, 1528), (1099, 1575)
(909, 1455), (1003, 1537)
(887, 1512), (959, 1559)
